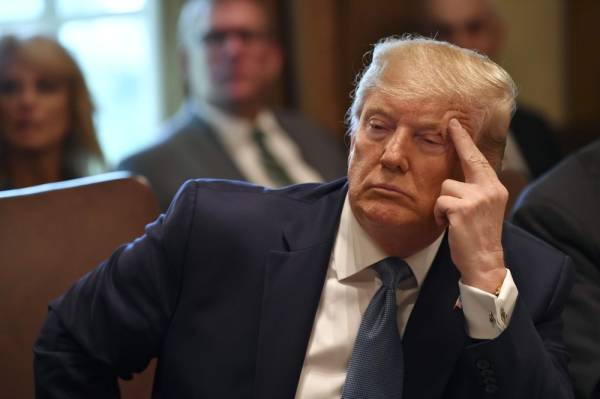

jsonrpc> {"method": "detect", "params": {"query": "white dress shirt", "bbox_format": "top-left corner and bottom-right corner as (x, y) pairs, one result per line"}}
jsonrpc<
(294, 195), (518, 398)
(191, 99), (323, 187)
(502, 130), (531, 179)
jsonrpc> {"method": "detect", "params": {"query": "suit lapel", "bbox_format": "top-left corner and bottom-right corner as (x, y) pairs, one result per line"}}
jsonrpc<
(403, 235), (468, 399)
(188, 115), (246, 180)
(253, 181), (347, 399)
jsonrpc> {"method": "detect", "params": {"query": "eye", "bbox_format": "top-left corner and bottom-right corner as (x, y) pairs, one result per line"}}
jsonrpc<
(364, 117), (392, 134)
(422, 136), (443, 145)
(0, 79), (20, 95)
(202, 30), (227, 45)
(466, 19), (485, 35)
(37, 79), (62, 93)
(416, 132), (447, 153)
(368, 120), (385, 130)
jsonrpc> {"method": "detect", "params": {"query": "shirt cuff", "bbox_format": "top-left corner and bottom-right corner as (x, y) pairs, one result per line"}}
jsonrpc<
(458, 269), (518, 339)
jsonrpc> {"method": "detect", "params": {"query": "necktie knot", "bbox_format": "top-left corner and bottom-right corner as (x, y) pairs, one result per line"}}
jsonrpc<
(374, 257), (413, 289)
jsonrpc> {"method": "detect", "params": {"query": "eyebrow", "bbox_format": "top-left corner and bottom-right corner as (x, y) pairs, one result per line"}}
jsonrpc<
(414, 120), (442, 130)
(362, 106), (395, 120)
(363, 104), (448, 131)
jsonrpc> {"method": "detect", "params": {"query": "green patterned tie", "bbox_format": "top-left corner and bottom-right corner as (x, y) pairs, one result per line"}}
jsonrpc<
(251, 127), (294, 186)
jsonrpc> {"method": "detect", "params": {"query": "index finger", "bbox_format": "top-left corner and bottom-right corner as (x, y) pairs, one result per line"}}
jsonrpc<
(448, 118), (495, 182)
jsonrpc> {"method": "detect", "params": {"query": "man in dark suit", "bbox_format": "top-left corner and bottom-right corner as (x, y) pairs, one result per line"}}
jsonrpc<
(35, 37), (573, 398)
(118, 0), (347, 209)
(512, 139), (600, 399)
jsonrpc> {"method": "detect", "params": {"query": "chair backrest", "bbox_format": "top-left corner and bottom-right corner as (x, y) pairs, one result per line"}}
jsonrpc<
(0, 172), (161, 398)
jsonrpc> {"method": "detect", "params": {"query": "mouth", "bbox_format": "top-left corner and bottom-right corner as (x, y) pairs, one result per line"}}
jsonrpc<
(369, 183), (414, 201)
(17, 118), (37, 128)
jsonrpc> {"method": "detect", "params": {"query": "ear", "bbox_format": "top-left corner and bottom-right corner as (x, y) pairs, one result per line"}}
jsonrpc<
(179, 49), (190, 95)
(347, 133), (357, 164)
(179, 48), (188, 75)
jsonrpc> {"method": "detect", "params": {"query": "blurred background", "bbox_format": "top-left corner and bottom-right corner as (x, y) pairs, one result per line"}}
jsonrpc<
(2, 0), (597, 166)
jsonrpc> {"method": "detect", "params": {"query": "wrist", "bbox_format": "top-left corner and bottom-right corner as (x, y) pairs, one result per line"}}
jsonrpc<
(461, 267), (507, 294)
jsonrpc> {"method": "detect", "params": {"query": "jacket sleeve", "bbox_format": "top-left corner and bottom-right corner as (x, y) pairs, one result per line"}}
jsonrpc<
(34, 180), (199, 399)
(457, 250), (575, 399)
(513, 200), (600, 398)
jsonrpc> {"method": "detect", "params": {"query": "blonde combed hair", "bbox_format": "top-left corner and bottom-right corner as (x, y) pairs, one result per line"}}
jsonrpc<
(347, 35), (517, 170)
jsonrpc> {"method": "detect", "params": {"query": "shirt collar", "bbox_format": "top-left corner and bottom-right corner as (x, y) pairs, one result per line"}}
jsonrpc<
(333, 194), (444, 287)
(189, 97), (276, 142)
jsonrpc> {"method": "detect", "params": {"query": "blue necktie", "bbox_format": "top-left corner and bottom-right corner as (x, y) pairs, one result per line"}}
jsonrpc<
(341, 257), (413, 399)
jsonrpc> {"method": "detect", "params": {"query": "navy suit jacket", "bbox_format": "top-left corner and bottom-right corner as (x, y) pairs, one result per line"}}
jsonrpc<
(35, 178), (574, 398)
(512, 139), (600, 399)
(510, 105), (562, 178)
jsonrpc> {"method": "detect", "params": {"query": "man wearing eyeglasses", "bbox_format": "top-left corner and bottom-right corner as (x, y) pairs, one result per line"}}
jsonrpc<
(118, 0), (347, 210)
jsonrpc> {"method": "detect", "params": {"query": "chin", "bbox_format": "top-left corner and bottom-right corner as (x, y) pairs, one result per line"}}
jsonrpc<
(223, 84), (260, 103)
(356, 198), (421, 230)
(6, 133), (64, 153)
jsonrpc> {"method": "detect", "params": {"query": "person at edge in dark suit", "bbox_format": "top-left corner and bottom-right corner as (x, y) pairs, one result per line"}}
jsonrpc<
(34, 36), (574, 398)
(118, 0), (347, 210)
(420, 0), (562, 211)
(512, 138), (600, 399)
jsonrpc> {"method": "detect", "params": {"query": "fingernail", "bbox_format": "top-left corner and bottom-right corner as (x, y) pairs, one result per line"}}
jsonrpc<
(450, 118), (460, 128)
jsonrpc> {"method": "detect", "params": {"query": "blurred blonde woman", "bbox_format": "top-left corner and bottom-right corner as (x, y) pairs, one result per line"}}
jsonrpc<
(0, 34), (104, 190)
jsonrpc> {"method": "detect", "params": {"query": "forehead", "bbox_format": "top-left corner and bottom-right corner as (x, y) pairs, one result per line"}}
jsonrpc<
(1, 59), (50, 79)
(209, 1), (268, 30)
(363, 91), (448, 119)
(361, 90), (484, 136)
(4, 42), (69, 74)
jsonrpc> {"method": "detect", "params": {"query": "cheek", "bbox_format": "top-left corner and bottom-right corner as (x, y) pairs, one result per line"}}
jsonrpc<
(0, 99), (18, 120)
(53, 93), (70, 114)
(347, 147), (373, 196)
(416, 159), (454, 197)
(44, 94), (71, 139)
(347, 141), (373, 180)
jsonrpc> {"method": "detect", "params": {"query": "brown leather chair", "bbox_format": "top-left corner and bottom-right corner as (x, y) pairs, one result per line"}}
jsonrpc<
(0, 172), (161, 398)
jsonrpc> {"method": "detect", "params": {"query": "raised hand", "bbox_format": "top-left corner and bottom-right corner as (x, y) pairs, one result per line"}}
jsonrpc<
(434, 118), (508, 293)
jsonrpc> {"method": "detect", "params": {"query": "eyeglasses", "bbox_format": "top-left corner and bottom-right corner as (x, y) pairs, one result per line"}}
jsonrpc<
(201, 28), (270, 46)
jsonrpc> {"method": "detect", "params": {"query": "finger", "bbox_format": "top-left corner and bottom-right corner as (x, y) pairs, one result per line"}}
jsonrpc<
(440, 178), (476, 199)
(448, 118), (495, 183)
(434, 195), (462, 227)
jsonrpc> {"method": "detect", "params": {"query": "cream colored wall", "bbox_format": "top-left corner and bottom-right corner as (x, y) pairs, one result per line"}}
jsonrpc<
(497, 0), (566, 127)
(158, 0), (186, 121)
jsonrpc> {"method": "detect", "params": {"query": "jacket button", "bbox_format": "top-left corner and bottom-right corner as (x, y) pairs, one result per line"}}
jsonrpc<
(483, 376), (497, 384)
(476, 359), (490, 369)
(485, 384), (499, 393)
(481, 368), (495, 377)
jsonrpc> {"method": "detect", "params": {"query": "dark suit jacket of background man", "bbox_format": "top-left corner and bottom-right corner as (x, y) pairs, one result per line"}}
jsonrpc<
(512, 139), (600, 399)
(35, 178), (574, 398)
(510, 105), (563, 178)
(118, 103), (349, 210)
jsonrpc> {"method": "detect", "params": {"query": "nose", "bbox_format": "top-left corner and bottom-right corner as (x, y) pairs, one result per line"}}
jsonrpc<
(221, 34), (245, 58)
(17, 84), (37, 109)
(380, 128), (410, 173)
